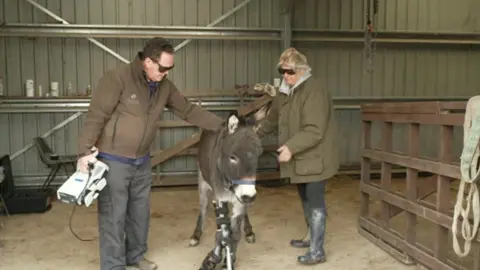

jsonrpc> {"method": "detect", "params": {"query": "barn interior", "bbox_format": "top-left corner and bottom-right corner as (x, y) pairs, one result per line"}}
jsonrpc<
(1, 0), (480, 269)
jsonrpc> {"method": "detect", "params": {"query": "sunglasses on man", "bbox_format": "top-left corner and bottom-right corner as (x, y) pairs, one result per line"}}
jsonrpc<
(278, 68), (296, 75)
(157, 62), (174, 73)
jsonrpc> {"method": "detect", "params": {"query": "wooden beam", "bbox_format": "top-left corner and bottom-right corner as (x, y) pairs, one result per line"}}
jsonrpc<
(157, 120), (194, 128)
(388, 176), (438, 218)
(360, 101), (466, 114)
(150, 95), (273, 167)
(237, 95), (273, 115)
(361, 113), (464, 126)
(362, 148), (460, 179)
(151, 133), (202, 166)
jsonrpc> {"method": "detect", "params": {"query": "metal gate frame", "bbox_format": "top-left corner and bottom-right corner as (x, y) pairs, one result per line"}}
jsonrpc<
(358, 101), (480, 270)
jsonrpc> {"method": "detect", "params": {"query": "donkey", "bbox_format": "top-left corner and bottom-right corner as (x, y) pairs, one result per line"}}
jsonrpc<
(189, 111), (263, 269)
(189, 94), (275, 249)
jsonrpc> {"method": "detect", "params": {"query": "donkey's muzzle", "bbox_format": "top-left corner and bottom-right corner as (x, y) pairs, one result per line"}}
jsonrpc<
(233, 177), (257, 204)
(241, 194), (257, 204)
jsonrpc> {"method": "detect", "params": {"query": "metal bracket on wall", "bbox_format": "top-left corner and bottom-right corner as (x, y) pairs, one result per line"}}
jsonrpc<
(9, 0), (254, 161)
(281, 0), (293, 50)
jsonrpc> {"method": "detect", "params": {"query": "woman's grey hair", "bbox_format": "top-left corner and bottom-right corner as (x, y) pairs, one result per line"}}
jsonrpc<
(276, 47), (312, 72)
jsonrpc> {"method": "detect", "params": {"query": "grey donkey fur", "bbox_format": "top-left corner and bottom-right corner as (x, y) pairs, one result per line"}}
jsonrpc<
(189, 111), (263, 266)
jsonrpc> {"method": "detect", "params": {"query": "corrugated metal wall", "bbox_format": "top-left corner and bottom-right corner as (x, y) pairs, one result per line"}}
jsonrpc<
(0, 0), (477, 184)
(292, 0), (480, 164)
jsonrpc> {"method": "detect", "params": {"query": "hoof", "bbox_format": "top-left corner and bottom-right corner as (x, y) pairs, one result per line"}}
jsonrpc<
(245, 232), (256, 244)
(189, 237), (200, 247)
(199, 251), (222, 270)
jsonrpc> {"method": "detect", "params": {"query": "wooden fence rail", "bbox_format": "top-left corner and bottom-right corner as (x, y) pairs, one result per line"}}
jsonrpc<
(359, 101), (480, 270)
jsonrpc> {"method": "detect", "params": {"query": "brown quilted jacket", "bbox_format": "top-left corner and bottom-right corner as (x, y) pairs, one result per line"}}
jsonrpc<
(77, 54), (224, 159)
(256, 75), (340, 183)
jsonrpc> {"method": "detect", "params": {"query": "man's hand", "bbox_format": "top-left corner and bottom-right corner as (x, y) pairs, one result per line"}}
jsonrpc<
(277, 145), (292, 163)
(77, 146), (99, 173)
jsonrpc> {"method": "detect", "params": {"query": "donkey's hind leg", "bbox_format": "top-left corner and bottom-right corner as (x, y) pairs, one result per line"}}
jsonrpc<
(243, 211), (256, 244)
(189, 169), (212, 247)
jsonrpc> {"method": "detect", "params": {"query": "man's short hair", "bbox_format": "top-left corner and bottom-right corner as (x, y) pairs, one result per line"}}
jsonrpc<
(141, 37), (174, 61)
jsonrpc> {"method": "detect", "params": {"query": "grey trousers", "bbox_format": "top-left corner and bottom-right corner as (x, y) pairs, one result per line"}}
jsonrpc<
(97, 157), (152, 270)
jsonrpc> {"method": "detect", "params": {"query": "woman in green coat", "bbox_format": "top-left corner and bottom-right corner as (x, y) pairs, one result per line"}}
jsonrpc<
(255, 47), (339, 265)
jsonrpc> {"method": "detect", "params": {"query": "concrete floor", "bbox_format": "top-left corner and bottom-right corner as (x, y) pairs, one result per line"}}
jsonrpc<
(0, 176), (421, 270)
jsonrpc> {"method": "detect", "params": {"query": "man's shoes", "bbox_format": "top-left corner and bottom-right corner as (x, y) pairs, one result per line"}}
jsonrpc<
(127, 258), (158, 270)
(297, 208), (327, 265)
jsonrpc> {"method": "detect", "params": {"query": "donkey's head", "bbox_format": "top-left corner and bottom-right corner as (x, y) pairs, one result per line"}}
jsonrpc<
(218, 112), (263, 204)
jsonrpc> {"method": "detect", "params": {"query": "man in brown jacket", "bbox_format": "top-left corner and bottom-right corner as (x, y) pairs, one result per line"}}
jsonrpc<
(255, 48), (339, 265)
(77, 37), (224, 270)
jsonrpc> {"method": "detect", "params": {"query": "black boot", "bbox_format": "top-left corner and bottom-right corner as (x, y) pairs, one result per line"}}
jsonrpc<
(297, 208), (326, 265)
(290, 195), (310, 248)
(290, 216), (310, 248)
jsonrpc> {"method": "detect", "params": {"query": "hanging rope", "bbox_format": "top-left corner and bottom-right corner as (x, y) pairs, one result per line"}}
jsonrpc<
(452, 96), (480, 257)
(364, 0), (378, 73)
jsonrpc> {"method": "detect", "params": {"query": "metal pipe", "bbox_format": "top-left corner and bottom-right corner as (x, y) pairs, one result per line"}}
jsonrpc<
(0, 96), (470, 114)
(4, 20), (480, 44)
(281, 0), (293, 50)
(0, 23), (281, 41)
(0, 103), (245, 113)
(0, 105), (362, 114)
(0, 96), (254, 103)
(23, 0), (129, 64)
(1, 95), (470, 104)
(292, 29), (480, 45)
(175, 0), (253, 51)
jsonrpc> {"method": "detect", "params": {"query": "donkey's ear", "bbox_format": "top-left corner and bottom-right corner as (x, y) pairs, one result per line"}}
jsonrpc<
(227, 112), (240, 134)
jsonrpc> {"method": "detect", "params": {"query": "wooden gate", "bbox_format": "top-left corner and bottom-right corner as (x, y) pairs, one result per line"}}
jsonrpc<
(358, 101), (480, 270)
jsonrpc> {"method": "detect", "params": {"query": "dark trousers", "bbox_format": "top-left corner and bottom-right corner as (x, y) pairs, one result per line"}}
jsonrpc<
(296, 181), (327, 216)
(97, 158), (152, 270)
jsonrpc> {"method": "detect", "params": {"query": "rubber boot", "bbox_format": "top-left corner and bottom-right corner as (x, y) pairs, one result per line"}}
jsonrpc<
(290, 195), (311, 248)
(297, 208), (326, 265)
(290, 217), (310, 248)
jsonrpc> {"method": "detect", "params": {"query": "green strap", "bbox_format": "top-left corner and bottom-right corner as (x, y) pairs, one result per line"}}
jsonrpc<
(452, 101), (480, 257)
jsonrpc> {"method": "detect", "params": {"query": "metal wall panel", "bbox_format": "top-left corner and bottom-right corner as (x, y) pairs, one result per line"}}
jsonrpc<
(292, 0), (480, 32)
(0, 0), (477, 184)
(0, 0), (283, 181)
(290, 0), (479, 167)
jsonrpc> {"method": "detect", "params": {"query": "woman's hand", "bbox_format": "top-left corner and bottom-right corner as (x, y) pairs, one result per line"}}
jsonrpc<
(277, 145), (292, 162)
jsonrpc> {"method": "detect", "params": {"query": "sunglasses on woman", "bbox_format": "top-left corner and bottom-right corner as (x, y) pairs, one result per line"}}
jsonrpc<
(278, 68), (296, 75)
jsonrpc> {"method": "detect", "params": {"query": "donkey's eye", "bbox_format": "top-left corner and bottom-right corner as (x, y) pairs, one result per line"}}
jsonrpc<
(229, 156), (238, 163)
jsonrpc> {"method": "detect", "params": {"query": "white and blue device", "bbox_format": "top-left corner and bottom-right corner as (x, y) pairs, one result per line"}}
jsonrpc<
(57, 160), (108, 207)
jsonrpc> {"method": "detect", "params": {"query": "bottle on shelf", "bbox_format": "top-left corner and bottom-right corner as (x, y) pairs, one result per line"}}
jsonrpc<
(0, 77), (4, 97)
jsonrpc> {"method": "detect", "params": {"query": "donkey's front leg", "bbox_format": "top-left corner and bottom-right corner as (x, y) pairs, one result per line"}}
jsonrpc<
(198, 201), (227, 270)
(243, 212), (255, 244)
(222, 200), (246, 269)
(190, 172), (212, 247)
